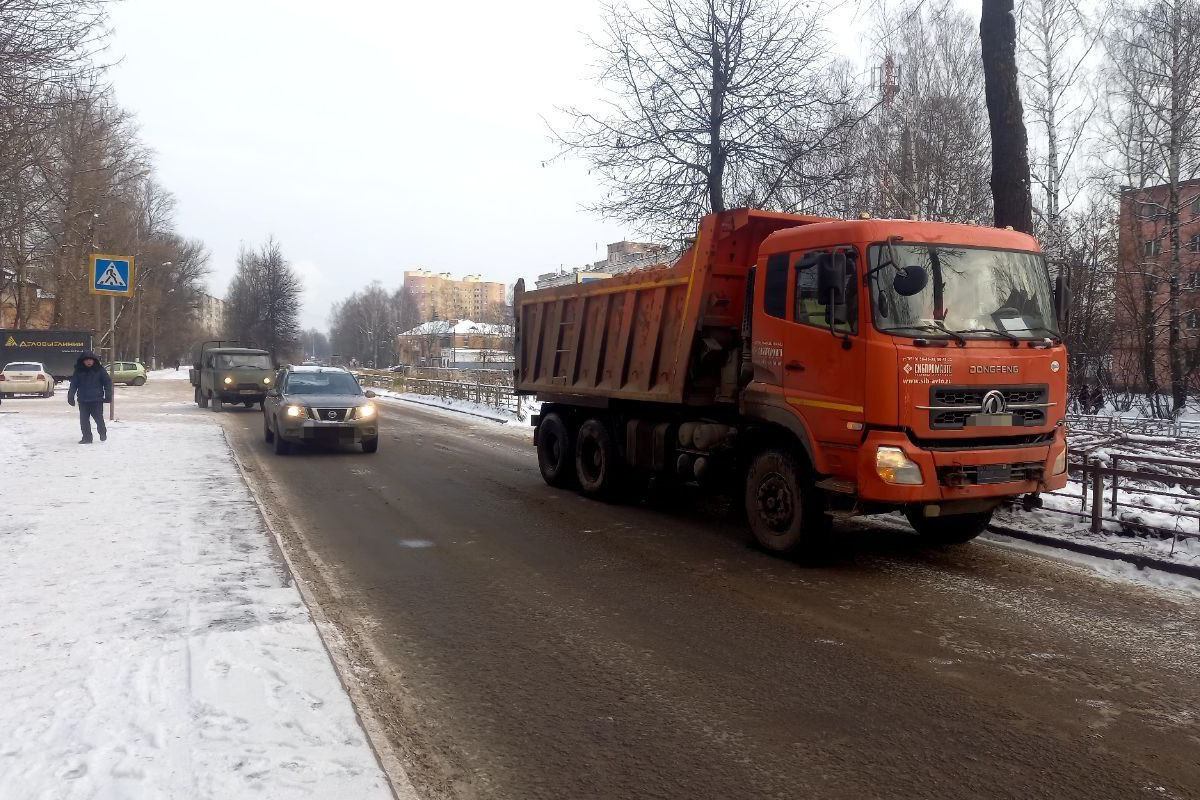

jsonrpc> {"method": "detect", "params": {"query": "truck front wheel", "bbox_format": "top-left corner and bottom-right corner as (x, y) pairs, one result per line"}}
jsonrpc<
(536, 412), (575, 488)
(905, 509), (992, 545)
(196, 387), (208, 408)
(744, 449), (829, 556)
(575, 418), (623, 499)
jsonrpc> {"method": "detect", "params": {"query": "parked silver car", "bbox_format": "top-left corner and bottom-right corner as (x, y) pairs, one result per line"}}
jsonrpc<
(262, 366), (379, 454)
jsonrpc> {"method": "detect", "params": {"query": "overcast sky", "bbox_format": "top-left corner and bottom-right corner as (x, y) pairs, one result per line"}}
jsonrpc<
(107, 0), (635, 330)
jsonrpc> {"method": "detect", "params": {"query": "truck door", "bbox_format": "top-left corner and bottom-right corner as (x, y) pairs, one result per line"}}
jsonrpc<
(781, 247), (867, 462)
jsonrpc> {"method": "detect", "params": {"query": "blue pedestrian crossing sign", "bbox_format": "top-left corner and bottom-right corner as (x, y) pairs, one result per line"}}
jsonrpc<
(89, 255), (135, 297)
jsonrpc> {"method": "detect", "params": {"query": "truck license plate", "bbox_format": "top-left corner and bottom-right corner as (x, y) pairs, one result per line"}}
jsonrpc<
(976, 465), (1010, 484)
(240, 389), (257, 395)
(967, 413), (1013, 427)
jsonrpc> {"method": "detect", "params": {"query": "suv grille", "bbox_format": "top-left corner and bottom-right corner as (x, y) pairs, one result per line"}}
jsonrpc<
(313, 408), (349, 422)
(937, 462), (1044, 486)
(927, 384), (1050, 430)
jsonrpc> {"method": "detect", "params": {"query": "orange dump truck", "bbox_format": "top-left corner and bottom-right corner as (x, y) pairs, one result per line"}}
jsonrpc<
(514, 209), (1069, 554)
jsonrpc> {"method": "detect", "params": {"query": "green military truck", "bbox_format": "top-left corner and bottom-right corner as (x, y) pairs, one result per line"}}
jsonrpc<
(189, 341), (275, 410)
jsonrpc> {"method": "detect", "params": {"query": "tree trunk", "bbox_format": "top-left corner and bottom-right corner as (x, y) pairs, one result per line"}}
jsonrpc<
(707, 25), (726, 213)
(981, 0), (1034, 232)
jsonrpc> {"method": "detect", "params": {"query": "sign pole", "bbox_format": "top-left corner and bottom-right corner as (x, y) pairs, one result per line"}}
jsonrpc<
(109, 295), (116, 421)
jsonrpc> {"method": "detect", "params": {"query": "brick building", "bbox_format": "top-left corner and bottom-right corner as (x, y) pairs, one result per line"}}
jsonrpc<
(1114, 180), (1200, 391)
(402, 270), (506, 321)
(395, 319), (513, 369)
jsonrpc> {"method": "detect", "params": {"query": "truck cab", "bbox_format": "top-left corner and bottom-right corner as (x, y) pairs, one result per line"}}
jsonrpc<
(190, 342), (275, 410)
(741, 219), (1068, 548)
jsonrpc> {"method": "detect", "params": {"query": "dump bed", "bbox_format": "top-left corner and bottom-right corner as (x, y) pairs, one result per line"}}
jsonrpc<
(515, 209), (829, 406)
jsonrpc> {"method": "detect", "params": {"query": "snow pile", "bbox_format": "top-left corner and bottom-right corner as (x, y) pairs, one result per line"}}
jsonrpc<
(0, 400), (390, 798)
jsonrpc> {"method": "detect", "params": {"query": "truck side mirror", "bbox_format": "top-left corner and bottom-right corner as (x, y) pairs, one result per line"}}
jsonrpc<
(817, 253), (847, 305)
(1054, 271), (1071, 326)
(893, 265), (928, 297)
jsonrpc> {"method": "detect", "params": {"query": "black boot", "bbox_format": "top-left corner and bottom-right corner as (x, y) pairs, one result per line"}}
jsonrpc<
(78, 438), (92, 444)
(99, 431), (107, 442)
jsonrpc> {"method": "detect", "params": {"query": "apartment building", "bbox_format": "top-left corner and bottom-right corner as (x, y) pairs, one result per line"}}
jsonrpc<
(402, 270), (506, 321)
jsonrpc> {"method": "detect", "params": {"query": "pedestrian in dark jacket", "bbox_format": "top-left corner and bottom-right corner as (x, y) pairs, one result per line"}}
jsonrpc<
(67, 352), (113, 444)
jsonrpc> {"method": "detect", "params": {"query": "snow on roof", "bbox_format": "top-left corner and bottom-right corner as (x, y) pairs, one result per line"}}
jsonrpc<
(399, 319), (512, 337)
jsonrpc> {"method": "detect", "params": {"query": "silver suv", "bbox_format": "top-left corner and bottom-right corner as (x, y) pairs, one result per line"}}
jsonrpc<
(263, 366), (380, 454)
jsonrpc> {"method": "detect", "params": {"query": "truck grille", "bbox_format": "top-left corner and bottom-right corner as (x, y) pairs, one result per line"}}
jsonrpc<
(937, 462), (1044, 486)
(926, 385), (1050, 430)
(313, 408), (349, 422)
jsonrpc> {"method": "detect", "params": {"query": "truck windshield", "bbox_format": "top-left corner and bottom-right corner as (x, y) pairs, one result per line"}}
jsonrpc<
(867, 243), (1059, 340)
(216, 353), (272, 369)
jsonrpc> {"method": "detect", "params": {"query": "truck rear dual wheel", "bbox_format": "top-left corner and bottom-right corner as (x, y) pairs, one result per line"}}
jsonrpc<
(744, 449), (830, 557)
(905, 509), (993, 545)
(575, 418), (624, 500)
(536, 412), (576, 488)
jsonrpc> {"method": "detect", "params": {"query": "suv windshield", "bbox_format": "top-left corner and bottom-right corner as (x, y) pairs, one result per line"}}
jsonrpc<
(286, 372), (362, 395)
(868, 243), (1059, 340)
(216, 353), (272, 369)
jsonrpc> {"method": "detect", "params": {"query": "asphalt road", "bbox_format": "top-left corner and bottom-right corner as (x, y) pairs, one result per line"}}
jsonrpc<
(171, 379), (1200, 800)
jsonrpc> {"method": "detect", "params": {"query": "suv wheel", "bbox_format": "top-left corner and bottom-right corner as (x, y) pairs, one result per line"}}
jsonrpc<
(361, 437), (379, 454)
(264, 414), (275, 443)
(272, 427), (291, 455)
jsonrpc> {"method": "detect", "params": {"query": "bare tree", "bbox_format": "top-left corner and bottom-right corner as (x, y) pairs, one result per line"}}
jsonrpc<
(226, 237), (302, 361)
(854, 2), (992, 223)
(554, 0), (851, 236)
(1018, 0), (1100, 260)
(981, 0), (1035, 232)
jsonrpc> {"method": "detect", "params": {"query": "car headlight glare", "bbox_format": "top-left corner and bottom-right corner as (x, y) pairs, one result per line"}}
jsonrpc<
(223, 376), (233, 385)
(875, 446), (924, 485)
(263, 377), (272, 385)
(357, 403), (375, 419)
(1052, 448), (1067, 475)
(285, 405), (304, 418)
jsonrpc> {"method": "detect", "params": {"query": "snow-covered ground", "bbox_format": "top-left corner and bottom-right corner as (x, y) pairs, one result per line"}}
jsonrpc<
(997, 429), (1200, 569)
(146, 366), (193, 382)
(0, 393), (391, 798)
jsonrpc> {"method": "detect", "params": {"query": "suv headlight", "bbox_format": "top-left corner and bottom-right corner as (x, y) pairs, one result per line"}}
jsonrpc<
(357, 403), (376, 420)
(285, 404), (305, 418)
(876, 446), (924, 485)
(223, 376), (233, 385)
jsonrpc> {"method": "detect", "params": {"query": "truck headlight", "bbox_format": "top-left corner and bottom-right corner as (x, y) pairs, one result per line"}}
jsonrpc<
(1052, 448), (1067, 475)
(357, 403), (375, 419)
(263, 377), (271, 385)
(285, 404), (305, 418)
(223, 376), (233, 385)
(876, 446), (923, 485)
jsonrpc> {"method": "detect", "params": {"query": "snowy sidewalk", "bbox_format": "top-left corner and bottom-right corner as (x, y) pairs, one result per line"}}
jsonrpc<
(0, 389), (392, 798)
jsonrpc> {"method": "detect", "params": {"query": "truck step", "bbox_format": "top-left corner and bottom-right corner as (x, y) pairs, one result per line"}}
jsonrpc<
(816, 478), (858, 495)
(825, 508), (861, 520)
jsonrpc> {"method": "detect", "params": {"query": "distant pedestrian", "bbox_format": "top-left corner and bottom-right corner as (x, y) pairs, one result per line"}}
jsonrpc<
(1090, 385), (1105, 415)
(67, 352), (113, 444)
